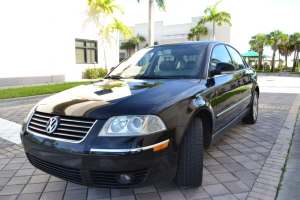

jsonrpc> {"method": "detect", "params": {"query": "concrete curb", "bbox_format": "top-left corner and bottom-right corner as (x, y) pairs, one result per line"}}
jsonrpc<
(277, 104), (300, 199)
(0, 94), (53, 107)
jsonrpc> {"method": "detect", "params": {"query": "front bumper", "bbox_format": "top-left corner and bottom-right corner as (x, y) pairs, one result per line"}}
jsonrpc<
(21, 120), (181, 188)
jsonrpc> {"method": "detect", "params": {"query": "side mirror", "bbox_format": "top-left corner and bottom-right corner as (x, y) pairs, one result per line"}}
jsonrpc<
(216, 62), (236, 72)
(210, 62), (235, 77)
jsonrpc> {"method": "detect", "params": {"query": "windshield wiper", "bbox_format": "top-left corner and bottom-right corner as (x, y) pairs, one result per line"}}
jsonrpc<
(133, 75), (174, 79)
(105, 75), (123, 79)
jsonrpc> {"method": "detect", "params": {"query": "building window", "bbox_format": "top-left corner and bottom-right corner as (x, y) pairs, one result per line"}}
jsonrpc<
(119, 52), (125, 62)
(75, 39), (97, 64)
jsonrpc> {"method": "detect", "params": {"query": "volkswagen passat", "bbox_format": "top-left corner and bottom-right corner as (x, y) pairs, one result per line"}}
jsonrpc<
(21, 41), (259, 188)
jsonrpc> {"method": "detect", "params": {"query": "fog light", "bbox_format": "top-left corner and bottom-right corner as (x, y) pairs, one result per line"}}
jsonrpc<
(117, 174), (131, 183)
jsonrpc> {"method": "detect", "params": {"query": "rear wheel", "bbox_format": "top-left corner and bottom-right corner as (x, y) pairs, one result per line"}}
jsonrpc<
(175, 117), (203, 187)
(242, 91), (258, 124)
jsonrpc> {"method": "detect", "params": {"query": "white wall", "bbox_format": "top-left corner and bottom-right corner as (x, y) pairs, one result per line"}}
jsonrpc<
(119, 16), (231, 57)
(0, 0), (118, 86)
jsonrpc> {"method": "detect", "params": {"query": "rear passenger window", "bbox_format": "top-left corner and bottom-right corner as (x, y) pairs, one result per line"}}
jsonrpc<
(226, 46), (246, 70)
(210, 45), (232, 70)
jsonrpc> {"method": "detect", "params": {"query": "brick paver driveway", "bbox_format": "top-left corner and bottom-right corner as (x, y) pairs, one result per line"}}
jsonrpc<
(0, 75), (299, 200)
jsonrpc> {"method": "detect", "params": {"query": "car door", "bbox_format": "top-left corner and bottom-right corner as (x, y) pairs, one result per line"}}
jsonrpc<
(225, 46), (253, 112)
(209, 45), (243, 132)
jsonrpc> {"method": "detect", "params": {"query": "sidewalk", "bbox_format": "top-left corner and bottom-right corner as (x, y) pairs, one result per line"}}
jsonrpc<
(0, 76), (299, 200)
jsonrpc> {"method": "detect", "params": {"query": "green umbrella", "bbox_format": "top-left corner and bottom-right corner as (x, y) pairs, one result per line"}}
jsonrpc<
(242, 50), (266, 58)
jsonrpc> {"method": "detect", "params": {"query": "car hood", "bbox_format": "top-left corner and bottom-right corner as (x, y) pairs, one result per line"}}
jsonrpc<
(36, 79), (199, 119)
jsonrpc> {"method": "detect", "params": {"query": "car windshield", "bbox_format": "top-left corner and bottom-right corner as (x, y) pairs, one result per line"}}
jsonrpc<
(107, 43), (207, 79)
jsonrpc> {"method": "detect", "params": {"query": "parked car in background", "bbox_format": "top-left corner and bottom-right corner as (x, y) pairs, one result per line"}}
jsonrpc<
(21, 41), (259, 188)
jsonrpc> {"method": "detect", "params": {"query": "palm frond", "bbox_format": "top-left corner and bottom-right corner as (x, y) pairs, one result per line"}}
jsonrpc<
(155, 0), (166, 11)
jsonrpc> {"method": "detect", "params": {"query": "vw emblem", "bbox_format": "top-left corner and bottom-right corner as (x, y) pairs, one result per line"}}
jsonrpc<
(45, 116), (60, 134)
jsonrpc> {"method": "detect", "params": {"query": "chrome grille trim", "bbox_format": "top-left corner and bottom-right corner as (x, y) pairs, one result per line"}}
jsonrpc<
(34, 113), (51, 119)
(26, 111), (97, 143)
(60, 119), (94, 124)
(31, 117), (48, 123)
(52, 132), (84, 139)
(60, 123), (91, 129)
(56, 128), (87, 133)
(30, 121), (45, 128)
(28, 126), (47, 133)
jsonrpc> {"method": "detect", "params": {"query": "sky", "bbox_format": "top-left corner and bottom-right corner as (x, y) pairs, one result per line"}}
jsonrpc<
(114, 0), (300, 60)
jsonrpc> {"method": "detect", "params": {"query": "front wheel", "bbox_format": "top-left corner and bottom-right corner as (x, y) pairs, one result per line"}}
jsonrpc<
(174, 117), (203, 187)
(242, 91), (258, 124)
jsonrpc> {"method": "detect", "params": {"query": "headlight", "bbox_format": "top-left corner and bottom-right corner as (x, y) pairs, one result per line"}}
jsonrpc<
(99, 115), (167, 136)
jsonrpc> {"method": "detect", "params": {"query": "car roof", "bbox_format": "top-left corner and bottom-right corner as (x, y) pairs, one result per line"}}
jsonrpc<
(148, 41), (226, 48)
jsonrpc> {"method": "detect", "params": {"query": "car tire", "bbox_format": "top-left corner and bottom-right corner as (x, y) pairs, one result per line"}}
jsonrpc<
(174, 117), (203, 187)
(242, 91), (258, 124)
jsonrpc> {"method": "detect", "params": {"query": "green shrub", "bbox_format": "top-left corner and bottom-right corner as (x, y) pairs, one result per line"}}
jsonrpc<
(84, 68), (98, 79)
(98, 68), (108, 78)
(83, 68), (108, 79)
(282, 66), (292, 71)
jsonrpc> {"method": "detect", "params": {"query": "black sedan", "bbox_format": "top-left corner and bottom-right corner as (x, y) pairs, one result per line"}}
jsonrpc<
(21, 41), (259, 188)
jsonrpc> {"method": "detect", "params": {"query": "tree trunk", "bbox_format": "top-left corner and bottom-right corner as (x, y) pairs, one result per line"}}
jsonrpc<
(278, 50), (281, 68)
(258, 53), (262, 70)
(196, 36), (200, 41)
(116, 31), (120, 66)
(148, 0), (154, 46)
(285, 55), (288, 68)
(213, 21), (215, 41)
(296, 49), (299, 69)
(103, 41), (107, 70)
(258, 46), (263, 70)
(292, 48), (297, 72)
(136, 43), (139, 51)
(271, 48), (276, 72)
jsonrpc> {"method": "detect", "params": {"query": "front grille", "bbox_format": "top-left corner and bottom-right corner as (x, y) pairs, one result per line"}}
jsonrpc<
(90, 169), (149, 186)
(27, 153), (83, 184)
(27, 111), (96, 142)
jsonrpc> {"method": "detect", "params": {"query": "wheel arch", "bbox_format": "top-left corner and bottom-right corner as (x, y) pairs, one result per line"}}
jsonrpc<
(255, 86), (260, 97)
(194, 108), (213, 150)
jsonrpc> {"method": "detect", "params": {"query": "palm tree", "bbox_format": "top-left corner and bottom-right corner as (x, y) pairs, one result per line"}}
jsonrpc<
(87, 0), (124, 26)
(290, 33), (300, 71)
(106, 17), (133, 41)
(98, 25), (116, 69)
(278, 39), (294, 67)
(277, 34), (289, 67)
(87, 0), (125, 68)
(87, 0), (124, 16)
(137, 0), (166, 46)
(187, 25), (208, 41)
(249, 33), (267, 70)
(106, 18), (133, 66)
(131, 34), (146, 51)
(267, 30), (284, 72)
(198, 0), (232, 41)
(120, 40), (136, 56)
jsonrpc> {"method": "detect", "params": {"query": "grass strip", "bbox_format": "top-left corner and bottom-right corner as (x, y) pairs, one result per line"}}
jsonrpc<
(256, 71), (279, 73)
(290, 72), (300, 74)
(0, 81), (93, 99)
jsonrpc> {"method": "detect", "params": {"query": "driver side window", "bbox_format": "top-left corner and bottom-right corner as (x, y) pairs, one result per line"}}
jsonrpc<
(211, 45), (232, 70)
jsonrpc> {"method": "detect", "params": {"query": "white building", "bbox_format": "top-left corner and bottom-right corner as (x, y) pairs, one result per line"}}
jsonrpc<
(119, 16), (231, 59)
(0, 0), (118, 87)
